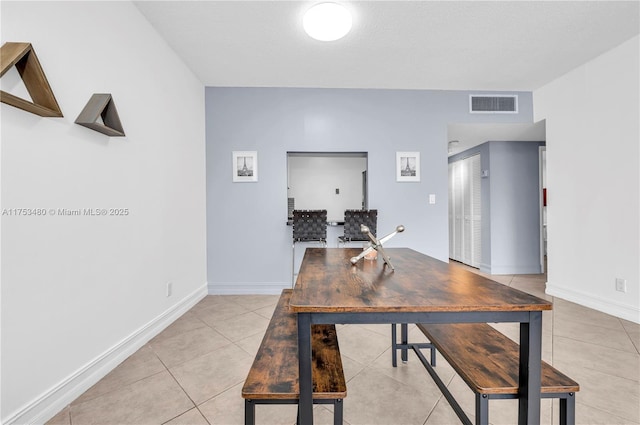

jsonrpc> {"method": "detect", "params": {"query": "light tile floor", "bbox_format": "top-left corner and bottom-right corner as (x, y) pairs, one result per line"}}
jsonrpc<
(47, 270), (640, 425)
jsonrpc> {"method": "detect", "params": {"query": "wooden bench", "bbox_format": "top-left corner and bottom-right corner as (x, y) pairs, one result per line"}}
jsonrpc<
(391, 323), (579, 425)
(242, 289), (346, 425)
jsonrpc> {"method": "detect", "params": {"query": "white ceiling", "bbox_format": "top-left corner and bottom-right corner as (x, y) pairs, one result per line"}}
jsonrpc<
(133, 1), (638, 152)
(134, 1), (639, 91)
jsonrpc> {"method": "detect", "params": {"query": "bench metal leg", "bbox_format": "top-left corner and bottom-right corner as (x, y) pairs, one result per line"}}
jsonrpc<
(560, 393), (576, 425)
(475, 394), (489, 425)
(401, 323), (408, 363)
(392, 324), (436, 367)
(297, 312), (314, 425)
(400, 327), (576, 425)
(334, 399), (343, 425)
(244, 399), (255, 425)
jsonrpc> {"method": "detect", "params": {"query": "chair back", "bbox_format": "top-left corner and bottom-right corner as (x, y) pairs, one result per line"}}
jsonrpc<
(343, 209), (378, 241)
(292, 210), (327, 242)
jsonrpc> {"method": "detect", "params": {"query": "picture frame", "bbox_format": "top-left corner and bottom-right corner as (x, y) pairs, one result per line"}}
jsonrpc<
(396, 151), (420, 182)
(232, 151), (258, 182)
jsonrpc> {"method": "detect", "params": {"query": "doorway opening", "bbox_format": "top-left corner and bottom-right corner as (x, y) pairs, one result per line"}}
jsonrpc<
(286, 152), (368, 223)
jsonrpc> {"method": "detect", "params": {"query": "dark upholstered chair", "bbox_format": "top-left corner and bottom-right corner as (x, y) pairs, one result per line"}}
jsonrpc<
(338, 209), (378, 246)
(293, 209), (327, 243)
(292, 210), (327, 286)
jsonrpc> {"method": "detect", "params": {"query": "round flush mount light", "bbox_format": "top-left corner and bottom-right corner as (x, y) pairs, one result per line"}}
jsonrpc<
(303, 2), (352, 41)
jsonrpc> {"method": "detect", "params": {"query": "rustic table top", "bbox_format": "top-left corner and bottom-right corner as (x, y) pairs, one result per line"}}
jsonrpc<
(289, 248), (553, 313)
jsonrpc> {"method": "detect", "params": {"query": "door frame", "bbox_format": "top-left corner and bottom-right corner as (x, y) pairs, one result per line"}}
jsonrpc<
(538, 146), (546, 273)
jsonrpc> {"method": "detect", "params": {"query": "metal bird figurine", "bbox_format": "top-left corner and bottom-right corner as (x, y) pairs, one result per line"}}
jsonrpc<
(350, 224), (405, 270)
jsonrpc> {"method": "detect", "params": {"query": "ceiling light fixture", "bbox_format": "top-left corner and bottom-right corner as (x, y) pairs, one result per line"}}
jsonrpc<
(303, 2), (352, 41)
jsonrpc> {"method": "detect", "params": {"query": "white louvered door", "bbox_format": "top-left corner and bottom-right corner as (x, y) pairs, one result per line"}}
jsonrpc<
(449, 154), (481, 267)
(449, 161), (464, 261)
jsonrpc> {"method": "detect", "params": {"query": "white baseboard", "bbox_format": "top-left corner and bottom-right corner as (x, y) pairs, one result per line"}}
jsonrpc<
(484, 264), (543, 275)
(479, 262), (492, 274)
(208, 281), (289, 295)
(4, 283), (208, 425)
(546, 282), (640, 324)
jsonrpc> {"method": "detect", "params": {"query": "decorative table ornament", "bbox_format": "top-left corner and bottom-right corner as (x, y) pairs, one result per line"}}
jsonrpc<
(349, 224), (405, 270)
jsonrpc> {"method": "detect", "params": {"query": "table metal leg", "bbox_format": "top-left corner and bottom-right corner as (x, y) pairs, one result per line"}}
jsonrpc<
(560, 393), (576, 425)
(518, 311), (542, 424)
(334, 399), (343, 425)
(391, 324), (398, 367)
(475, 394), (489, 425)
(244, 399), (255, 425)
(401, 323), (408, 363)
(297, 312), (314, 425)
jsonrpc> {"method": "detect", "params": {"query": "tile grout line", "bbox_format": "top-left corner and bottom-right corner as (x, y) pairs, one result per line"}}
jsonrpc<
(618, 317), (640, 356)
(165, 296), (276, 422)
(152, 323), (253, 417)
(67, 365), (168, 409)
(552, 330), (640, 356)
(156, 352), (202, 425)
(573, 399), (640, 424)
(422, 372), (458, 425)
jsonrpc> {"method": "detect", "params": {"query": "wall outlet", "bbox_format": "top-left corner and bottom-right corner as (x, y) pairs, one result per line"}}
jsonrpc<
(615, 278), (627, 293)
(166, 281), (173, 297)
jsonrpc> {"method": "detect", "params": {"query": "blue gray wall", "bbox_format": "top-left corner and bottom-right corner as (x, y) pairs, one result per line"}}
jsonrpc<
(206, 88), (534, 293)
(450, 141), (545, 274)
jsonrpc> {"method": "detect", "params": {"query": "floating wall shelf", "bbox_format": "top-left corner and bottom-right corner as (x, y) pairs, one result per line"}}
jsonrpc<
(0, 42), (63, 117)
(75, 93), (125, 137)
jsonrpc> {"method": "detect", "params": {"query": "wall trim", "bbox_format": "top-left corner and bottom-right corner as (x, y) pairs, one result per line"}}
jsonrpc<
(484, 264), (543, 275)
(479, 262), (492, 274)
(546, 282), (640, 324)
(209, 282), (288, 295)
(4, 283), (208, 425)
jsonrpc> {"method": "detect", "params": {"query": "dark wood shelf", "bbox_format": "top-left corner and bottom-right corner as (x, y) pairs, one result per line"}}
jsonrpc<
(0, 42), (63, 117)
(75, 93), (125, 137)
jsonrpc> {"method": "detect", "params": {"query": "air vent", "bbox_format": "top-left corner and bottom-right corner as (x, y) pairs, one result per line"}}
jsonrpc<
(470, 95), (518, 113)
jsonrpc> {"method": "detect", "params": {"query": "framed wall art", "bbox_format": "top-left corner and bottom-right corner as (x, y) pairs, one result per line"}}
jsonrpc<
(233, 151), (258, 182)
(396, 151), (420, 182)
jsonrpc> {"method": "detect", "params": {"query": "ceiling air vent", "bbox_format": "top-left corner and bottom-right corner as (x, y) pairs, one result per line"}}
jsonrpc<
(469, 95), (518, 114)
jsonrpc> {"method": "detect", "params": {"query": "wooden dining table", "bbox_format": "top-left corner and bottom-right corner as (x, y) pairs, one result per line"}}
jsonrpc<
(289, 248), (553, 424)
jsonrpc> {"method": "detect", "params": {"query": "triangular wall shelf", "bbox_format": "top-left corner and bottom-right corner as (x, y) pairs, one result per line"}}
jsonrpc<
(0, 42), (63, 117)
(75, 93), (125, 137)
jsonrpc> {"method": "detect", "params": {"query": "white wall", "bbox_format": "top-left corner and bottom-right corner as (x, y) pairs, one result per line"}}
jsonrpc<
(0, 2), (207, 423)
(534, 36), (639, 323)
